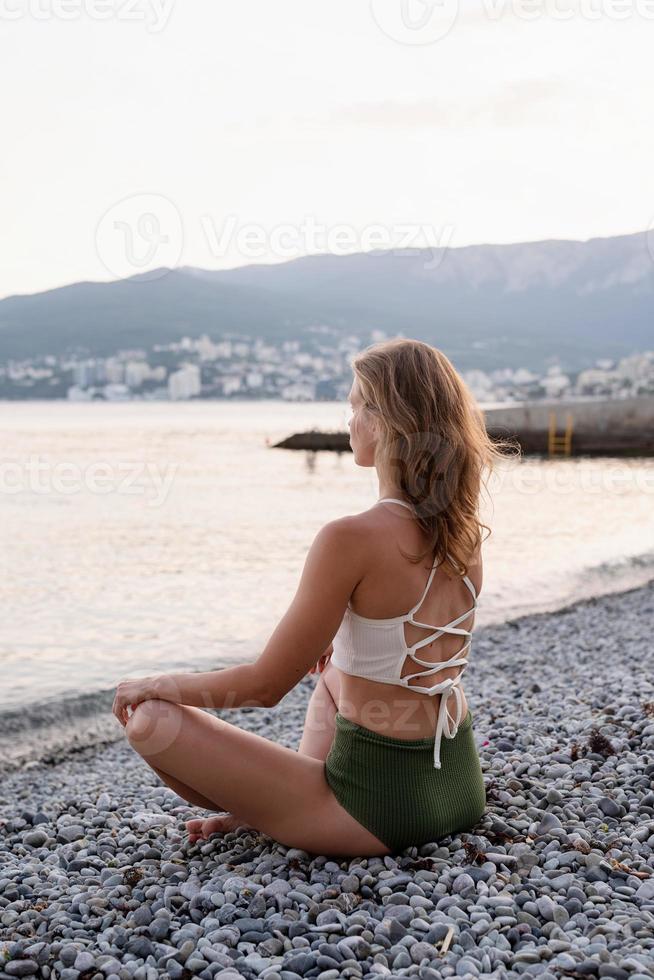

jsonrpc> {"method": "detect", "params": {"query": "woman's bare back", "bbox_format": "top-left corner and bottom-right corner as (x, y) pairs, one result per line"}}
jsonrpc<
(329, 500), (482, 740)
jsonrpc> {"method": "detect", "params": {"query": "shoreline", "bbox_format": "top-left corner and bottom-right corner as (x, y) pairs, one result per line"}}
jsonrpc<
(1, 578), (653, 977)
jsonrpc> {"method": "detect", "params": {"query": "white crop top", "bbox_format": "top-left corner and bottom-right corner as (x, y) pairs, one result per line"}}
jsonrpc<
(330, 497), (478, 769)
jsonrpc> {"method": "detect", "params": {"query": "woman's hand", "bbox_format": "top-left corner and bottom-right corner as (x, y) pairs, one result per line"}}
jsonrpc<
(112, 674), (161, 728)
(308, 643), (333, 676)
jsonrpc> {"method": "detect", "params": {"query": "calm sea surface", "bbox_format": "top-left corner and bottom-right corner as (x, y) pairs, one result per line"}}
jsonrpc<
(2, 400), (654, 727)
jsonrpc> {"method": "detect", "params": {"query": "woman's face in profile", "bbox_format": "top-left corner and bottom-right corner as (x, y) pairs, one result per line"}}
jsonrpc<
(347, 378), (377, 466)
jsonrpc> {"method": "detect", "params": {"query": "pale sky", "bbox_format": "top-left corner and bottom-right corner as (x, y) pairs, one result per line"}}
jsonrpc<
(2, 0), (654, 299)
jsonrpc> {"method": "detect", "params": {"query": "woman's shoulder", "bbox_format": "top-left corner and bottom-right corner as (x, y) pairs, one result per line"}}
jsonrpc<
(326, 504), (392, 540)
(306, 513), (377, 596)
(312, 510), (377, 553)
(318, 508), (379, 545)
(314, 508), (384, 567)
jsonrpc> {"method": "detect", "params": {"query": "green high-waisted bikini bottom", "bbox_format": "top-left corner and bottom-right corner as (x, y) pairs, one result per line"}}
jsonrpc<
(324, 708), (486, 853)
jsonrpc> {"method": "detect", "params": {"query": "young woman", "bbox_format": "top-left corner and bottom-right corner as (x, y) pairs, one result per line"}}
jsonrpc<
(113, 338), (510, 856)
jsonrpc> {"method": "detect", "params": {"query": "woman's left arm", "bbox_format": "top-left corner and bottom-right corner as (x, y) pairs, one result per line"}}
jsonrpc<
(112, 663), (271, 727)
(113, 516), (366, 726)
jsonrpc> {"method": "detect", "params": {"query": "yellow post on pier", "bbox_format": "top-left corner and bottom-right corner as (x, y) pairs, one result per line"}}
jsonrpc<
(548, 411), (573, 457)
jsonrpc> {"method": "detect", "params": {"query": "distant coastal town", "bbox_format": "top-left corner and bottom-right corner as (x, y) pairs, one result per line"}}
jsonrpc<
(2, 328), (653, 403)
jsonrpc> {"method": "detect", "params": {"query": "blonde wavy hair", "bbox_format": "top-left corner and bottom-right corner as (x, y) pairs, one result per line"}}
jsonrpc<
(352, 337), (519, 579)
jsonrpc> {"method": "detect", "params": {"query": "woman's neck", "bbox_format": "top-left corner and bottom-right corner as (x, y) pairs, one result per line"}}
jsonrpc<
(378, 487), (408, 500)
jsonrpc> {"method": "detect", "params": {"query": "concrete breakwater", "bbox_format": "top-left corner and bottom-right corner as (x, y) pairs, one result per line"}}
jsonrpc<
(272, 394), (654, 456)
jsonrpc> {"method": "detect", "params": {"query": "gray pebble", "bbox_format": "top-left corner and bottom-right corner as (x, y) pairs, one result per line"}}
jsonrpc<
(4, 962), (39, 977)
(24, 830), (48, 848)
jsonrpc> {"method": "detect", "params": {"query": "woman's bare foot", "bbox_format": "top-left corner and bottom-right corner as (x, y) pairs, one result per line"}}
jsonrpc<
(185, 812), (256, 843)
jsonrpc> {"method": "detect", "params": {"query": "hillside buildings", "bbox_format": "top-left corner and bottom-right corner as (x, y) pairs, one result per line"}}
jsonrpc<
(0, 329), (652, 403)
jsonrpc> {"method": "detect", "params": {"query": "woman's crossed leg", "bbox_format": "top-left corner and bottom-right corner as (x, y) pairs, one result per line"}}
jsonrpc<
(125, 674), (390, 857)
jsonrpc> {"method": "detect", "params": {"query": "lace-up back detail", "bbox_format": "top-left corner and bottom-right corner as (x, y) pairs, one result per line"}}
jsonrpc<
(330, 498), (478, 768)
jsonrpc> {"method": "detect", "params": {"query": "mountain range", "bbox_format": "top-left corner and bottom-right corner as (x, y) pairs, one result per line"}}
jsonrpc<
(1, 230), (652, 370)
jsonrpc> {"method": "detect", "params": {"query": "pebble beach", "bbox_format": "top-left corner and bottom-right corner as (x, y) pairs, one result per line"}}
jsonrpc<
(1, 580), (653, 980)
